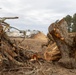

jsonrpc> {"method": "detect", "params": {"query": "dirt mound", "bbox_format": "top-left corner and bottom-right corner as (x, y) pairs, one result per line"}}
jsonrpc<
(31, 32), (48, 41)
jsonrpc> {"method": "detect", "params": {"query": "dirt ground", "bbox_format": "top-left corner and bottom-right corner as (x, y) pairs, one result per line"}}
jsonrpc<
(0, 38), (76, 75)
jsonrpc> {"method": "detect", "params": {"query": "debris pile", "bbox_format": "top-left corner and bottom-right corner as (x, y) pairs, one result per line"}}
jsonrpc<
(0, 17), (38, 67)
(31, 31), (47, 41)
(0, 16), (76, 75)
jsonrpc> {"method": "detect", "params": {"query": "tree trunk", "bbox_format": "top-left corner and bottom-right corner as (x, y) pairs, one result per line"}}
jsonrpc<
(48, 19), (76, 68)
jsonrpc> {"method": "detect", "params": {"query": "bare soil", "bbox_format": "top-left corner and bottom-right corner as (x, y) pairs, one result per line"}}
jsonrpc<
(0, 38), (76, 75)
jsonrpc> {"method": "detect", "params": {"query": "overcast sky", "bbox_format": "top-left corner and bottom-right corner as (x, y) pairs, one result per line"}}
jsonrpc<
(0, 0), (76, 34)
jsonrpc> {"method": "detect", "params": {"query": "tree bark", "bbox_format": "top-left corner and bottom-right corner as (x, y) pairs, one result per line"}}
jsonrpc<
(48, 19), (75, 66)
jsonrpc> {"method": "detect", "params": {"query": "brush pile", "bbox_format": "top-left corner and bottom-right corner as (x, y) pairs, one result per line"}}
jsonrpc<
(0, 17), (76, 74)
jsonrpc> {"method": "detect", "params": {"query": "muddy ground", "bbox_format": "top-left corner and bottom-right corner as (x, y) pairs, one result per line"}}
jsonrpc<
(0, 38), (76, 75)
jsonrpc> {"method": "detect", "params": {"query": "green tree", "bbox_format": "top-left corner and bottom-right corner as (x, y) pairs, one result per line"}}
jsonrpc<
(64, 15), (72, 32)
(72, 13), (76, 32)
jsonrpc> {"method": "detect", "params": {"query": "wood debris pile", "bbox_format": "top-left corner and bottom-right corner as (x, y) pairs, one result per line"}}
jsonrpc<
(0, 17), (76, 70)
(0, 17), (39, 67)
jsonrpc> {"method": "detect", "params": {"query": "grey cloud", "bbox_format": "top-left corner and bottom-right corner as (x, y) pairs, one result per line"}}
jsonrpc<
(0, 0), (76, 34)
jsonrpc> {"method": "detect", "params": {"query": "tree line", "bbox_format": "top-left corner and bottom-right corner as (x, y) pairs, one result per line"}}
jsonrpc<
(64, 13), (76, 32)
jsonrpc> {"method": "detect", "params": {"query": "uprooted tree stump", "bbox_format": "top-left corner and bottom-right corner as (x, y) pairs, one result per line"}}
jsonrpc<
(0, 17), (39, 67)
(48, 19), (76, 68)
(0, 24), (25, 66)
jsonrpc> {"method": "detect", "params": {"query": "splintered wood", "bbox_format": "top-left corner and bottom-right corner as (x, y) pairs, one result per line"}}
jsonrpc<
(44, 43), (61, 62)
